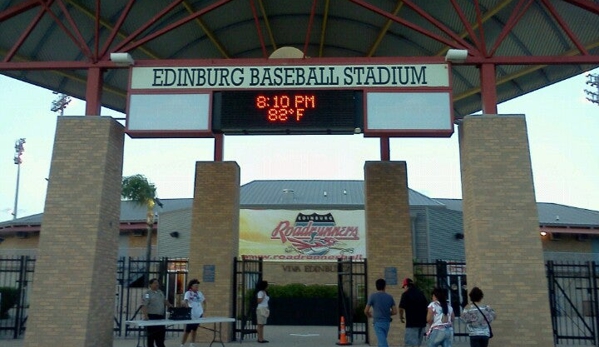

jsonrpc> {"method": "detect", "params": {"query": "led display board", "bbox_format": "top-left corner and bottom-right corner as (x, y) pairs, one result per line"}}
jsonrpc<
(212, 90), (364, 135)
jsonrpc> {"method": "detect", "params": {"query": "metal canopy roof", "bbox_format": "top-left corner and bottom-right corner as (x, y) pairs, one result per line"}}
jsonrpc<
(0, 0), (598, 118)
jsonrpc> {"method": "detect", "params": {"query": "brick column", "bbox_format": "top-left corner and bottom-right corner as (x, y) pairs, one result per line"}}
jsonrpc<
(459, 114), (553, 345)
(364, 161), (412, 346)
(189, 161), (240, 342)
(24, 117), (124, 347)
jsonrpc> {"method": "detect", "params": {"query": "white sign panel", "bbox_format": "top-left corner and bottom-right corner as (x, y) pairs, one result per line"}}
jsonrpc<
(366, 92), (452, 132)
(130, 64), (449, 89)
(127, 93), (210, 131)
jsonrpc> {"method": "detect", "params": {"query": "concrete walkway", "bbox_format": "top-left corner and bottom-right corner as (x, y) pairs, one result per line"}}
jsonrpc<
(1, 325), (474, 347)
(2, 325), (586, 347)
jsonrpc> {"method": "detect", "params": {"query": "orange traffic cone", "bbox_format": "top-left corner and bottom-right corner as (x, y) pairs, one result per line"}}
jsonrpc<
(336, 316), (352, 345)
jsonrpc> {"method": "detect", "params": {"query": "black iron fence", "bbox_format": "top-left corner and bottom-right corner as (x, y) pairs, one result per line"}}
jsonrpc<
(1, 255), (598, 346)
(546, 261), (599, 345)
(0, 256), (34, 339)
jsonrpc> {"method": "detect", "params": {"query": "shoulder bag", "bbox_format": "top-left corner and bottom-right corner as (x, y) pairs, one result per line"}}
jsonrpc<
(473, 303), (493, 339)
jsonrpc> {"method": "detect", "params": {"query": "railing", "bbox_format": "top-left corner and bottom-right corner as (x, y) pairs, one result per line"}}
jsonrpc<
(1, 255), (597, 345)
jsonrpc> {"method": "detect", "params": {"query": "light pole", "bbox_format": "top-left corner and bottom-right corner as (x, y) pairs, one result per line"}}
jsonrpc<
(585, 73), (599, 106)
(51, 92), (71, 116)
(13, 138), (26, 220)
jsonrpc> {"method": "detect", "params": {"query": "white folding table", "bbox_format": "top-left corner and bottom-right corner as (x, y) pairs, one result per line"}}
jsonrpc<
(126, 316), (235, 347)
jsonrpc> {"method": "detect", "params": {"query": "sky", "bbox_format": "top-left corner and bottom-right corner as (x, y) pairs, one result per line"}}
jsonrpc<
(1, 69), (598, 222)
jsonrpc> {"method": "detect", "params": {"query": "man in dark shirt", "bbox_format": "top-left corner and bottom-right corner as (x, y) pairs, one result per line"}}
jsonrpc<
(399, 278), (429, 347)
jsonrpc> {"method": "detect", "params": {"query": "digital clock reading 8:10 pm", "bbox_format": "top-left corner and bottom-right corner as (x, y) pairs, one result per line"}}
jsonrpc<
(255, 94), (316, 122)
(211, 90), (363, 135)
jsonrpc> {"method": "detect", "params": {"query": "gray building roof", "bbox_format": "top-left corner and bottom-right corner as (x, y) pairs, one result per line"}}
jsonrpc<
(1, 181), (598, 231)
(435, 198), (599, 229)
(240, 180), (442, 209)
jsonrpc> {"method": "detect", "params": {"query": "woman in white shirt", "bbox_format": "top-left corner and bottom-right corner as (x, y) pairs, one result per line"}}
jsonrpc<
(180, 279), (205, 347)
(426, 287), (455, 347)
(255, 280), (270, 343)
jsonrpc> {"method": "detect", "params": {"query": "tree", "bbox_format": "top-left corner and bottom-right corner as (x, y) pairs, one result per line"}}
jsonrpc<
(121, 174), (162, 286)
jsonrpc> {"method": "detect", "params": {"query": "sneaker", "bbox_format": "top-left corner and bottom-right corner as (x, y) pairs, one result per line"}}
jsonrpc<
(258, 340), (269, 343)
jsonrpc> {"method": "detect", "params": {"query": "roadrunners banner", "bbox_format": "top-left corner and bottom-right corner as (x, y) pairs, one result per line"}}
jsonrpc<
(239, 209), (365, 262)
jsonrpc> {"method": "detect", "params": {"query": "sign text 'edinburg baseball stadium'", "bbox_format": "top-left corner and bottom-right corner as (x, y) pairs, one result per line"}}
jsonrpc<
(130, 64), (449, 89)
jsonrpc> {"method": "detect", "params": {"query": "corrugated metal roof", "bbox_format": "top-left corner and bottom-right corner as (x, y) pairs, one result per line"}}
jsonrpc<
(240, 180), (443, 208)
(2, 182), (597, 229)
(434, 198), (599, 228)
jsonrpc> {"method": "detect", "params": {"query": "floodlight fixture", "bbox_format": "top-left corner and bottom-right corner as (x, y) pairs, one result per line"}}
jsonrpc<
(110, 52), (135, 66)
(445, 49), (468, 63)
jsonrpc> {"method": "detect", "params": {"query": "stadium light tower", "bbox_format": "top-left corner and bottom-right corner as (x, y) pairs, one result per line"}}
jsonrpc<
(585, 73), (599, 106)
(13, 138), (26, 220)
(51, 92), (71, 116)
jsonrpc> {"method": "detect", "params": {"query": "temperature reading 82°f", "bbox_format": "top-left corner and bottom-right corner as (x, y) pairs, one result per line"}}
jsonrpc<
(211, 90), (363, 135)
(255, 94), (316, 122)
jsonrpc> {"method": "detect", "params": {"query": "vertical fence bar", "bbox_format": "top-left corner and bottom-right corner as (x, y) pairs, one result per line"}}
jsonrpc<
(13, 256), (27, 339)
(592, 261), (599, 346)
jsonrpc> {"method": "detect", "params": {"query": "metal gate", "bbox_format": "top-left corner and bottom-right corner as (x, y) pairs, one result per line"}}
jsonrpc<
(233, 256), (263, 342)
(337, 257), (368, 344)
(413, 260), (469, 340)
(546, 261), (599, 346)
(0, 255), (35, 339)
(118, 257), (188, 337)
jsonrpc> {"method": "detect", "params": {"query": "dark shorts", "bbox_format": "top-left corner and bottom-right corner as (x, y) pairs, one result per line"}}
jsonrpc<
(185, 323), (199, 332)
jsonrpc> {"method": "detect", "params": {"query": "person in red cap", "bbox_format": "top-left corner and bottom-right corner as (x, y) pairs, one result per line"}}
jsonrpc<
(399, 278), (429, 347)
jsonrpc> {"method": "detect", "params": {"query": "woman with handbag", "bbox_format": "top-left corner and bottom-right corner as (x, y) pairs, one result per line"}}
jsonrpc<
(461, 287), (496, 347)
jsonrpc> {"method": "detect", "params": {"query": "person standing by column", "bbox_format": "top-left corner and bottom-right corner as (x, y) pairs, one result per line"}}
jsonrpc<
(255, 280), (270, 343)
(364, 278), (398, 347)
(141, 278), (173, 347)
(180, 278), (206, 347)
(399, 278), (429, 347)
(461, 287), (495, 347)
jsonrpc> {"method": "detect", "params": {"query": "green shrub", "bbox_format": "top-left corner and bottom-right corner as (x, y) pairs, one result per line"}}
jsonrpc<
(0, 287), (20, 319)
(268, 283), (337, 299)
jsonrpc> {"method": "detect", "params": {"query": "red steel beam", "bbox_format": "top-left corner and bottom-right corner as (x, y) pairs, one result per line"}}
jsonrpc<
(117, 0), (233, 54)
(3, 6), (46, 63)
(380, 137), (390, 161)
(540, 0), (589, 55)
(85, 67), (104, 115)
(112, 0), (184, 54)
(488, 0), (534, 58)
(303, 0), (319, 58)
(1, 54), (599, 73)
(249, 0), (269, 59)
(214, 133), (224, 161)
(99, 0), (136, 58)
(473, 0), (487, 56)
(480, 63), (498, 114)
(401, 0), (478, 53)
(38, 0), (93, 60)
(563, 0), (599, 15)
(449, 0), (483, 52)
(0, 0), (40, 22)
(349, 0), (479, 55)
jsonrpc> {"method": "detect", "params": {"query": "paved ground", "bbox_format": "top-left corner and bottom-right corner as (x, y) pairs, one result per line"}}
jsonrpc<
(0, 325), (474, 347)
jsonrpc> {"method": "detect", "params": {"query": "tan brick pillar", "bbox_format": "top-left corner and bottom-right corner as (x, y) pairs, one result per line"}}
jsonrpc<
(459, 114), (553, 345)
(24, 117), (124, 347)
(189, 161), (240, 342)
(364, 161), (412, 346)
